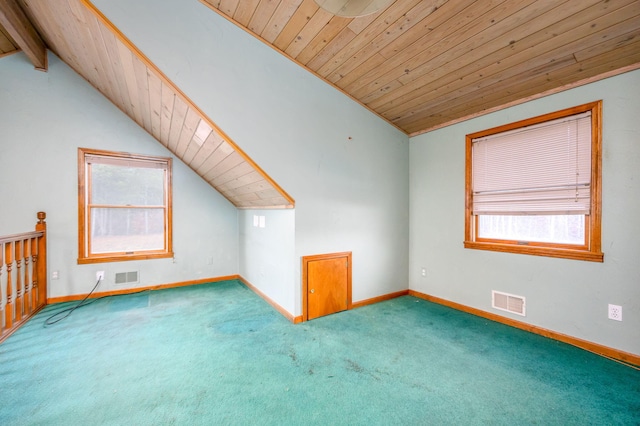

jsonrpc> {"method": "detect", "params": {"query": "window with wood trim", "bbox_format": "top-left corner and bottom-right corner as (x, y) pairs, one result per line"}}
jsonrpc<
(464, 101), (603, 262)
(78, 148), (173, 264)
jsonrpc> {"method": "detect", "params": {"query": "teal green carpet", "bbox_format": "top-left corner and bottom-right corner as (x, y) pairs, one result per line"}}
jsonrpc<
(1, 280), (638, 425)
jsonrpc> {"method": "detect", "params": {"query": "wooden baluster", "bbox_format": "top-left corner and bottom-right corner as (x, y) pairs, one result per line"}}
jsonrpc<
(5, 241), (13, 331)
(0, 242), (4, 336)
(35, 212), (47, 309)
(15, 240), (23, 322)
(23, 238), (31, 316)
(31, 237), (38, 312)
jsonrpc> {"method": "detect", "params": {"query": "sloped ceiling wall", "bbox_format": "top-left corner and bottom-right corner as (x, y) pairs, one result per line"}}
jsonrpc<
(13, 0), (294, 209)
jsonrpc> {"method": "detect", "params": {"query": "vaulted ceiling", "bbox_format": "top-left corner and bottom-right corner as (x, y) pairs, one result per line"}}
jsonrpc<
(203, 0), (640, 135)
(1, 0), (640, 208)
(0, 0), (295, 209)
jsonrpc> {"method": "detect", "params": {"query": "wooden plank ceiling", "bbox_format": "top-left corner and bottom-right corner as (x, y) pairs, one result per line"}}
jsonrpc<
(7, 0), (294, 209)
(0, 20), (19, 58)
(202, 0), (640, 135)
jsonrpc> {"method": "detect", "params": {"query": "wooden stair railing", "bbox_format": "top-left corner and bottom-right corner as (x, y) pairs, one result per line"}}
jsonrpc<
(0, 212), (47, 343)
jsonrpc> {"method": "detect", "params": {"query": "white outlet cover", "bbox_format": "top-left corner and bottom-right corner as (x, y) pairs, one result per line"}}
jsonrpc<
(608, 304), (622, 321)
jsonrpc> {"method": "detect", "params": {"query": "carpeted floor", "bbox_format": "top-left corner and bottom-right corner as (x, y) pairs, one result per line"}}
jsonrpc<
(0, 279), (638, 425)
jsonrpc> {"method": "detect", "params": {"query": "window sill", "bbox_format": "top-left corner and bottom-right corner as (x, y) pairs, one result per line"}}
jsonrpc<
(464, 241), (603, 262)
(78, 252), (174, 264)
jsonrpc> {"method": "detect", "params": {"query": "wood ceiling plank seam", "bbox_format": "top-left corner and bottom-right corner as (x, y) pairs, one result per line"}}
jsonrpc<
(95, 22), (136, 118)
(232, 0), (260, 27)
(182, 126), (211, 165)
(74, 7), (117, 99)
(573, 28), (640, 63)
(261, 0), (304, 43)
(200, 141), (236, 178)
(313, 0), (423, 77)
(50, 3), (96, 85)
(210, 162), (255, 186)
(402, 46), (640, 133)
(230, 192), (261, 202)
(295, 15), (350, 65)
(408, 61), (640, 137)
(403, 51), (640, 134)
(256, 188), (282, 199)
(390, 0), (599, 93)
(326, 0), (447, 85)
(395, 54), (579, 127)
(284, 6), (334, 58)
(380, 0), (639, 120)
(367, 0), (594, 113)
(218, 0), (240, 17)
(131, 55), (153, 134)
(355, 0), (538, 105)
(19, 1), (60, 51)
(233, 0), (262, 27)
(159, 82), (176, 147)
(84, 12), (126, 106)
(188, 131), (225, 169)
(346, 5), (380, 34)
(228, 179), (272, 196)
(0, 0), (47, 70)
(218, 170), (263, 192)
(345, 0), (506, 97)
(204, 151), (245, 181)
(116, 40), (145, 126)
(174, 108), (201, 158)
(206, 0), (222, 8)
(80, 0), (294, 207)
(305, 25), (357, 69)
(398, 0), (603, 86)
(273, 0), (320, 51)
(334, 52), (388, 89)
(147, 70), (163, 141)
(247, 0), (282, 35)
(166, 98), (189, 153)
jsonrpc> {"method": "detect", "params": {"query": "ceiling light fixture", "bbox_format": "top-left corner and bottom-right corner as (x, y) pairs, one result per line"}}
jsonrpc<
(314, 0), (394, 18)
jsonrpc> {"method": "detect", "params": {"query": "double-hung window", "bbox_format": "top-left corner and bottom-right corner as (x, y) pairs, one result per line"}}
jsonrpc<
(464, 101), (603, 262)
(78, 148), (173, 264)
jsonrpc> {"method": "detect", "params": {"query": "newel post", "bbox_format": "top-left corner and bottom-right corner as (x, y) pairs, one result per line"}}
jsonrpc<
(35, 212), (47, 306)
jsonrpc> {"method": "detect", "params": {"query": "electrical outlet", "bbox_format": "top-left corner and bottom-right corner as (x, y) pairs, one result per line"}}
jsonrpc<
(421, 267), (426, 277)
(96, 270), (105, 281)
(51, 270), (59, 280)
(608, 304), (622, 321)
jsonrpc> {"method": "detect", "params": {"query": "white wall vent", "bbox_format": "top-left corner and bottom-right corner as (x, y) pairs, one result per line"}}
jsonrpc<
(492, 290), (526, 316)
(115, 271), (139, 285)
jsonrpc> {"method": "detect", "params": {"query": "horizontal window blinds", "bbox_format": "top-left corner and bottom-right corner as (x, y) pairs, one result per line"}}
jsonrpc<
(472, 111), (592, 215)
(85, 154), (168, 169)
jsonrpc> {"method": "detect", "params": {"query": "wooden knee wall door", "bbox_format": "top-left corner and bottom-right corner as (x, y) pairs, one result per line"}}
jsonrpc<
(302, 252), (352, 321)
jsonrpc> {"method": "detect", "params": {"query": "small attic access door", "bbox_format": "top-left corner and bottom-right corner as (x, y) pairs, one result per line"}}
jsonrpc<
(302, 252), (352, 321)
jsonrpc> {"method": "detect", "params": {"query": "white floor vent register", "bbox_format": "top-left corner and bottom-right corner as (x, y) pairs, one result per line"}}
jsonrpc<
(492, 290), (526, 316)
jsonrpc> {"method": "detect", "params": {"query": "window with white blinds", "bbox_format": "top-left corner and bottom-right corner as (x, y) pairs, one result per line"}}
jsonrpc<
(464, 101), (603, 262)
(471, 111), (592, 216)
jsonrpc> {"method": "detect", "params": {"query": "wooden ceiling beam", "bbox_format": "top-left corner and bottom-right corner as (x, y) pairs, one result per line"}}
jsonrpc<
(0, 0), (47, 70)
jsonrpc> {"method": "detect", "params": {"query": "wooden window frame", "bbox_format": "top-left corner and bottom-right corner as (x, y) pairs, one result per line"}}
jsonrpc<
(78, 148), (173, 264)
(464, 101), (603, 262)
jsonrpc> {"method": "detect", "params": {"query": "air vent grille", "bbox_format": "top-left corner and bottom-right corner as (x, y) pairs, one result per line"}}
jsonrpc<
(115, 271), (139, 285)
(492, 290), (526, 316)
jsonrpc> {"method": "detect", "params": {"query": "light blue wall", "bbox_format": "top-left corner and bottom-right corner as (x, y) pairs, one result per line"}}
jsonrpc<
(93, 0), (410, 316)
(410, 70), (640, 355)
(239, 210), (295, 314)
(0, 52), (239, 298)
